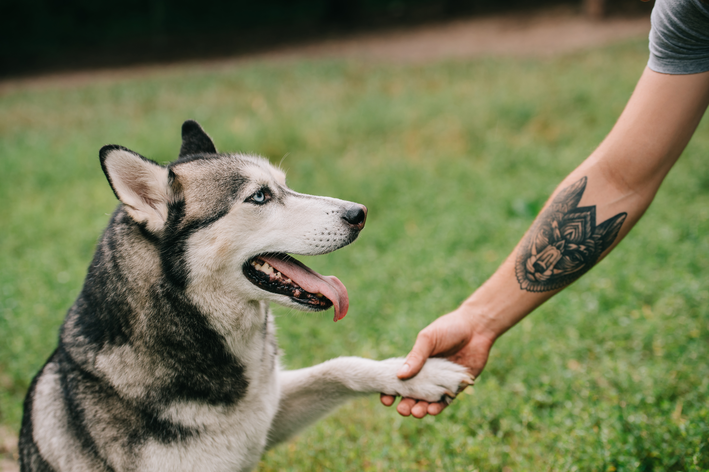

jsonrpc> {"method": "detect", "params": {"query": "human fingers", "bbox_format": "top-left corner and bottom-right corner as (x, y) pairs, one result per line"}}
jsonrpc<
(380, 394), (396, 407)
(426, 401), (448, 416)
(410, 400), (430, 419)
(396, 397), (417, 416)
(397, 331), (435, 379)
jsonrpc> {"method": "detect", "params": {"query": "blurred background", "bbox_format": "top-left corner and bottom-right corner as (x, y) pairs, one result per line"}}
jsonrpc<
(1, 0), (651, 78)
(7, 1), (709, 472)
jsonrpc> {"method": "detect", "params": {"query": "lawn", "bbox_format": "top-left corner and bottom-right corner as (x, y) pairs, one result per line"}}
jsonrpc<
(1, 38), (709, 471)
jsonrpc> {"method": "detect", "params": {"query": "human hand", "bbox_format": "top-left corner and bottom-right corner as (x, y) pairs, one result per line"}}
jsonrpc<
(380, 306), (496, 418)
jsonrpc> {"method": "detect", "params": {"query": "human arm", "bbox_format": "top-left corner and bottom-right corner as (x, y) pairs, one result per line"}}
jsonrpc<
(382, 67), (709, 418)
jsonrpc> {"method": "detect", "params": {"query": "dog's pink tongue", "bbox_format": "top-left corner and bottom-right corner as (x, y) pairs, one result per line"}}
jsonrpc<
(261, 256), (349, 321)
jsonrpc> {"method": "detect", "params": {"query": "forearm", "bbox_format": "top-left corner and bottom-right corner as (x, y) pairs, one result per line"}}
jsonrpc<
(460, 169), (646, 339)
(386, 70), (709, 419)
(462, 67), (709, 341)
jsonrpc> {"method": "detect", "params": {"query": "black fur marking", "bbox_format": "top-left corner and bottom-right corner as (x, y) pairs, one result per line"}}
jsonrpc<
(113, 213), (249, 405)
(160, 198), (190, 289)
(19, 354), (58, 472)
(59, 345), (200, 455)
(179, 120), (217, 158)
(159, 200), (234, 290)
(69, 206), (250, 406)
(148, 282), (250, 406)
(136, 220), (161, 245)
(159, 171), (246, 289)
(64, 212), (133, 352)
(125, 408), (199, 448)
(58, 348), (118, 472)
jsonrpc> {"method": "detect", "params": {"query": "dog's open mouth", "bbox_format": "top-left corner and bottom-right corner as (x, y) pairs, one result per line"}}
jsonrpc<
(243, 253), (349, 322)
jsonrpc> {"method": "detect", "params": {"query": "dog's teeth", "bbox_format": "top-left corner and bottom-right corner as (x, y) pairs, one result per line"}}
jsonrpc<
(262, 263), (274, 275)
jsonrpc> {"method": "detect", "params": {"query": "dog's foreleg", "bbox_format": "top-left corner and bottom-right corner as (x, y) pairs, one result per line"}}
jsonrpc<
(266, 356), (472, 448)
(266, 357), (385, 448)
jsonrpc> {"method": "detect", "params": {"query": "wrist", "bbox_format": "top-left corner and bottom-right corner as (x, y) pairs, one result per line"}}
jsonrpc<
(455, 299), (505, 344)
(456, 250), (557, 343)
(457, 271), (540, 341)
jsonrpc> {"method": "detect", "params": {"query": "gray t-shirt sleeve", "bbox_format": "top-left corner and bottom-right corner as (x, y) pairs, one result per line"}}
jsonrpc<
(648, 0), (709, 74)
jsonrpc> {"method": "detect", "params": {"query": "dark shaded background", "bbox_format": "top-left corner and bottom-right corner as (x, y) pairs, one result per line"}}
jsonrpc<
(0, 0), (652, 78)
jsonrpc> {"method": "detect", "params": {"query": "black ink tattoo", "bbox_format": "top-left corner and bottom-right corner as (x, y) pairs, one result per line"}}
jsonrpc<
(515, 177), (627, 293)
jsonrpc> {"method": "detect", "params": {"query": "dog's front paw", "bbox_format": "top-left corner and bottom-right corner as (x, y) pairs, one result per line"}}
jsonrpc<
(381, 358), (474, 403)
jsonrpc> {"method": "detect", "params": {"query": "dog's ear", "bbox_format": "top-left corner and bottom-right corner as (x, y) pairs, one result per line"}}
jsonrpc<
(100, 145), (172, 233)
(179, 120), (217, 158)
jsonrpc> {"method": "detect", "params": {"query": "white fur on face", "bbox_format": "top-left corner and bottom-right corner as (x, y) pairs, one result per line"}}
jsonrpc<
(184, 161), (358, 312)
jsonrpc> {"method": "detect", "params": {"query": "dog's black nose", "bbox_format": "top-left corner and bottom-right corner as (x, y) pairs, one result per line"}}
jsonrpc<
(343, 204), (367, 230)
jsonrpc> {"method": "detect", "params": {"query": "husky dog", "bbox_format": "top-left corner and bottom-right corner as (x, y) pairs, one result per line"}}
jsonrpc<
(19, 121), (473, 472)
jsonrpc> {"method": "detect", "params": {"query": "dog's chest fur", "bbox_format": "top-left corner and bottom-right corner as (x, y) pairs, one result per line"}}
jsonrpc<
(28, 206), (283, 471)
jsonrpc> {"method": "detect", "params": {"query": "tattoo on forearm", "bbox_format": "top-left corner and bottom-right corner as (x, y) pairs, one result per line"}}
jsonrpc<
(515, 177), (627, 293)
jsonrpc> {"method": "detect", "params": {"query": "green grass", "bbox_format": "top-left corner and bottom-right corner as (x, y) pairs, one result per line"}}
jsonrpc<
(2, 39), (709, 470)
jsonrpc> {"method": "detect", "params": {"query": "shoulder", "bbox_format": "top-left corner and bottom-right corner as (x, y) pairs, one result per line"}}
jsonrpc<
(649, 0), (709, 74)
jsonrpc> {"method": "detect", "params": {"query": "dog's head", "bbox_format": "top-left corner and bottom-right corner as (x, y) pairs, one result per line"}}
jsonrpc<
(99, 120), (366, 321)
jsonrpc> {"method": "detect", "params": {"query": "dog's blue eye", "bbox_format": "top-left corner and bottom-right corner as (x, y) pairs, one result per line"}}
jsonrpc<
(249, 190), (269, 204)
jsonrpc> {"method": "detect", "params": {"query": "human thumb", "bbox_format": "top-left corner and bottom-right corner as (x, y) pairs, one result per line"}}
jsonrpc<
(397, 335), (433, 379)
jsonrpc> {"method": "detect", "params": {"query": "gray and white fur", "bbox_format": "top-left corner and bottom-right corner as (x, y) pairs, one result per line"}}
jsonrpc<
(18, 121), (473, 472)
